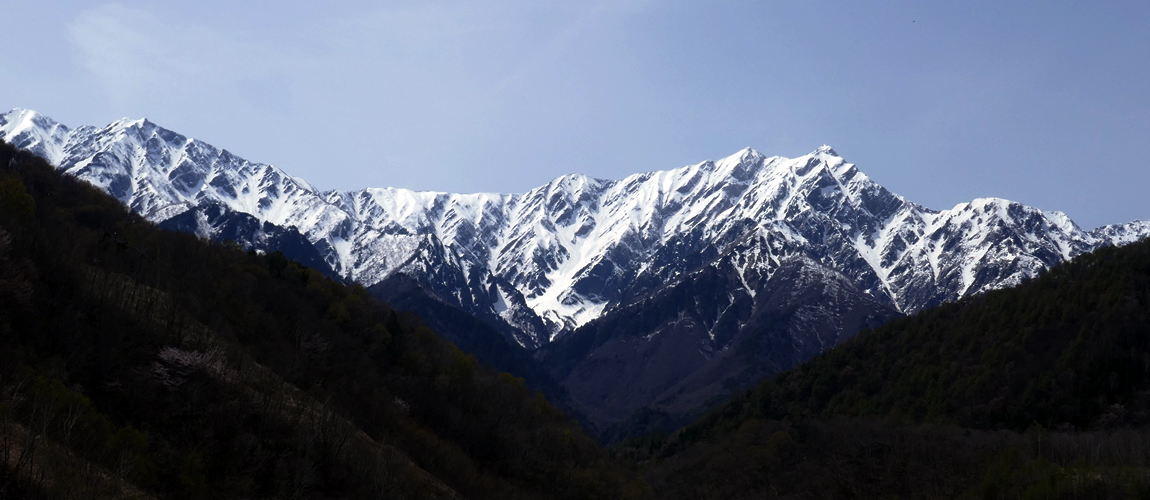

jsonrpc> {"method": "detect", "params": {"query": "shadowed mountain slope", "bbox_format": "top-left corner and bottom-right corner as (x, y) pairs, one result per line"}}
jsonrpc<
(638, 235), (1150, 499)
(0, 139), (644, 499)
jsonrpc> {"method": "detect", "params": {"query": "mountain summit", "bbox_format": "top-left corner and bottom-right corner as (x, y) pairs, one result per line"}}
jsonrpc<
(4, 108), (1148, 426)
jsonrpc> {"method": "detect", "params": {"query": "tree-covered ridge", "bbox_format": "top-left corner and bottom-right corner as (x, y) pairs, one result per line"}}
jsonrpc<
(0, 140), (645, 499)
(637, 232), (1150, 499)
(691, 236), (1150, 434)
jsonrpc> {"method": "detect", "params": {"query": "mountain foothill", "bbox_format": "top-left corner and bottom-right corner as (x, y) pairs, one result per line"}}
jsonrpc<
(2, 108), (1149, 498)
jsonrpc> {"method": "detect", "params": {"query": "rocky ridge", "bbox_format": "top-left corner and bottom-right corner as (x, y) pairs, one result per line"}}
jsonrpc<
(5, 108), (1148, 427)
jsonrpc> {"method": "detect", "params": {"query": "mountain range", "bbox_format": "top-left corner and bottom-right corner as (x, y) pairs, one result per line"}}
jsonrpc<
(3, 108), (1148, 428)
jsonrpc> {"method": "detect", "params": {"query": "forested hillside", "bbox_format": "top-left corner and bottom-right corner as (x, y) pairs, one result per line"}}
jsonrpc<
(0, 140), (645, 499)
(638, 236), (1150, 499)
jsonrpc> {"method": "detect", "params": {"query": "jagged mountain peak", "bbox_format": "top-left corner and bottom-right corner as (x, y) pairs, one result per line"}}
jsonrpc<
(107, 116), (153, 130)
(1, 108), (71, 165)
(814, 144), (839, 156)
(1091, 219), (1150, 246)
(543, 172), (609, 191)
(734, 146), (766, 162)
(5, 108), (1149, 349)
(2, 107), (60, 129)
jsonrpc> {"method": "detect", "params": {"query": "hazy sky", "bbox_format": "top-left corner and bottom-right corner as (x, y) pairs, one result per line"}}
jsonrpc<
(4, 1), (1148, 229)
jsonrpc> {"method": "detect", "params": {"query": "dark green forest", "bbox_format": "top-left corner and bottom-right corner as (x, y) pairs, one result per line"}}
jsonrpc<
(0, 141), (646, 498)
(635, 235), (1150, 498)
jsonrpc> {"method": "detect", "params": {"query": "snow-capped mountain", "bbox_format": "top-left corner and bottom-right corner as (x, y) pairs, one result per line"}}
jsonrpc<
(6, 108), (1150, 429)
(3, 108), (1148, 349)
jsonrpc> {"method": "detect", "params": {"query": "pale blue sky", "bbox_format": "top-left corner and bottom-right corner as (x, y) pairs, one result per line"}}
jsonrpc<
(4, 1), (1148, 229)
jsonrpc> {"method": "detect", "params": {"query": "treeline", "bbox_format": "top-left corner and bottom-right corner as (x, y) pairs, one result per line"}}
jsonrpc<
(631, 236), (1150, 498)
(0, 140), (646, 499)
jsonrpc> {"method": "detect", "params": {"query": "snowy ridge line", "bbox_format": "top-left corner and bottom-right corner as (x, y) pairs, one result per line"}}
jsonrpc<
(3, 108), (1149, 347)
